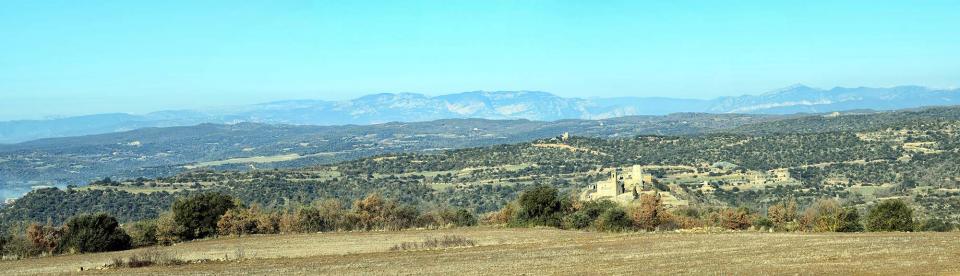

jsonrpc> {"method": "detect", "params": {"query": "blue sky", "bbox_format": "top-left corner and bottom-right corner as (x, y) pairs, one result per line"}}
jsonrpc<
(1, 1), (958, 120)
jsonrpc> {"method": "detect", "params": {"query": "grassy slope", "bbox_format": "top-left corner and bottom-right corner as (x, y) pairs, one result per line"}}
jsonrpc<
(4, 227), (960, 275)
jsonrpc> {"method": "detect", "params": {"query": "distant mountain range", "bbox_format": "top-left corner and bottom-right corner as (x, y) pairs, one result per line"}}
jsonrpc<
(2, 85), (958, 143)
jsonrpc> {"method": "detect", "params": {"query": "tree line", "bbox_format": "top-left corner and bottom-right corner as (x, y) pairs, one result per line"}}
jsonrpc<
(0, 192), (476, 259)
(487, 185), (950, 233)
(1, 185), (952, 260)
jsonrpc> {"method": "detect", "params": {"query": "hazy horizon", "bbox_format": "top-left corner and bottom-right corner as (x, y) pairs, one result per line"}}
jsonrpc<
(4, 83), (958, 121)
(2, 1), (959, 120)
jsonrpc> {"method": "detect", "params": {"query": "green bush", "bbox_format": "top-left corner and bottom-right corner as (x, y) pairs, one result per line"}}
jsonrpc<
(752, 216), (774, 229)
(0, 234), (8, 254)
(1, 235), (43, 258)
(448, 209), (478, 227)
(866, 200), (914, 232)
(595, 207), (633, 232)
(171, 193), (237, 240)
(125, 220), (158, 247)
(283, 199), (345, 233)
(836, 208), (864, 232)
(419, 207), (472, 228)
(155, 212), (184, 245)
(512, 185), (563, 227)
(58, 213), (131, 253)
(563, 200), (618, 230)
(918, 218), (954, 232)
(294, 206), (337, 232)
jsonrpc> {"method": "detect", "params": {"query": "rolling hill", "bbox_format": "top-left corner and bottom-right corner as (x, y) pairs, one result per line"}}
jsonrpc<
(0, 113), (783, 197)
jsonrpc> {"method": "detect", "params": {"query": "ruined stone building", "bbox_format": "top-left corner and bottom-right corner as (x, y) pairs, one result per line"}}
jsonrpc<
(590, 165), (649, 202)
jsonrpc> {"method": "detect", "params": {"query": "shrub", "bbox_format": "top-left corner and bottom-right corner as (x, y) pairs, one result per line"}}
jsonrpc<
(836, 208), (864, 232)
(448, 209), (478, 227)
(280, 199), (345, 233)
(58, 213), (132, 253)
(669, 207), (705, 229)
(279, 212), (300, 233)
(752, 216), (774, 230)
(217, 208), (259, 236)
(767, 199), (798, 231)
(629, 193), (666, 231)
(512, 185), (562, 227)
(155, 212), (184, 245)
(108, 250), (186, 268)
(918, 218), (955, 232)
(563, 211), (594, 230)
(350, 194), (389, 230)
(389, 235), (477, 251)
(315, 199), (347, 230)
(595, 207), (633, 232)
(799, 199), (862, 232)
(385, 205), (420, 230)
(172, 192), (236, 240)
(26, 223), (62, 254)
(799, 199), (833, 231)
(217, 205), (284, 236)
(421, 208), (477, 228)
(484, 202), (517, 225)
(349, 194), (420, 231)
(0, 234), (8, 255)
(720, 207), (753, 230)
(866, 199), (914, 232)
(125, 220), (159, 247)
(563, 200), (617, 230)
(292, 207), (330, 232)
(3, 234), (43, 258)
(255, 211), (281, 234)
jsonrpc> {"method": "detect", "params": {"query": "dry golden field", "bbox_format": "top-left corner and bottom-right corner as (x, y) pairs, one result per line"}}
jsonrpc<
(3, 227), (960, 275)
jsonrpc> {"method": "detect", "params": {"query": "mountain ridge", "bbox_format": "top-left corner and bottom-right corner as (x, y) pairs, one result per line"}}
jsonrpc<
(2, 85), (958, 144)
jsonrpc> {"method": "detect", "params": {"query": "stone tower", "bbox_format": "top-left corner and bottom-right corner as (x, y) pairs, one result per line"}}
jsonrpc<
(596, 169), (624, 198)
(632, 165), (648, 190)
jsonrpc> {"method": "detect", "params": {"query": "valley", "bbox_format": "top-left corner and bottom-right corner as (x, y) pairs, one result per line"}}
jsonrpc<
(0, 113), (783, 197)
(4, 106), (960, 226)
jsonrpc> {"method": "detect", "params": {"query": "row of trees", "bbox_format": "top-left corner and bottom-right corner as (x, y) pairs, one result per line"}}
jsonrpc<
(128, 193), (477, 247)
(489, 185), (951, 233)
(0, 186), (950, 259)
(0, 192), (477, 259)
(215, 195), (476, 237)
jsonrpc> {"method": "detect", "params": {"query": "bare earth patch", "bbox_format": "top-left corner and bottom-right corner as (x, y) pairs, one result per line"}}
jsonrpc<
(3, 227), (959, 275)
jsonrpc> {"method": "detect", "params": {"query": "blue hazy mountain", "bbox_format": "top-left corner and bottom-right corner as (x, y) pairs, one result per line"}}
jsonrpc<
(1, 85), (958, 143)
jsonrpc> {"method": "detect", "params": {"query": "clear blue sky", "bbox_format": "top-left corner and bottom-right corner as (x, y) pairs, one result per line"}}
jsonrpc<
(1, 1), (958, 120)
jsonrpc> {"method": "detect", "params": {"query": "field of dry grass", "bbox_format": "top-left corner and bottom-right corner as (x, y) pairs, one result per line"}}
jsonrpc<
(3, 227), (960, 275)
